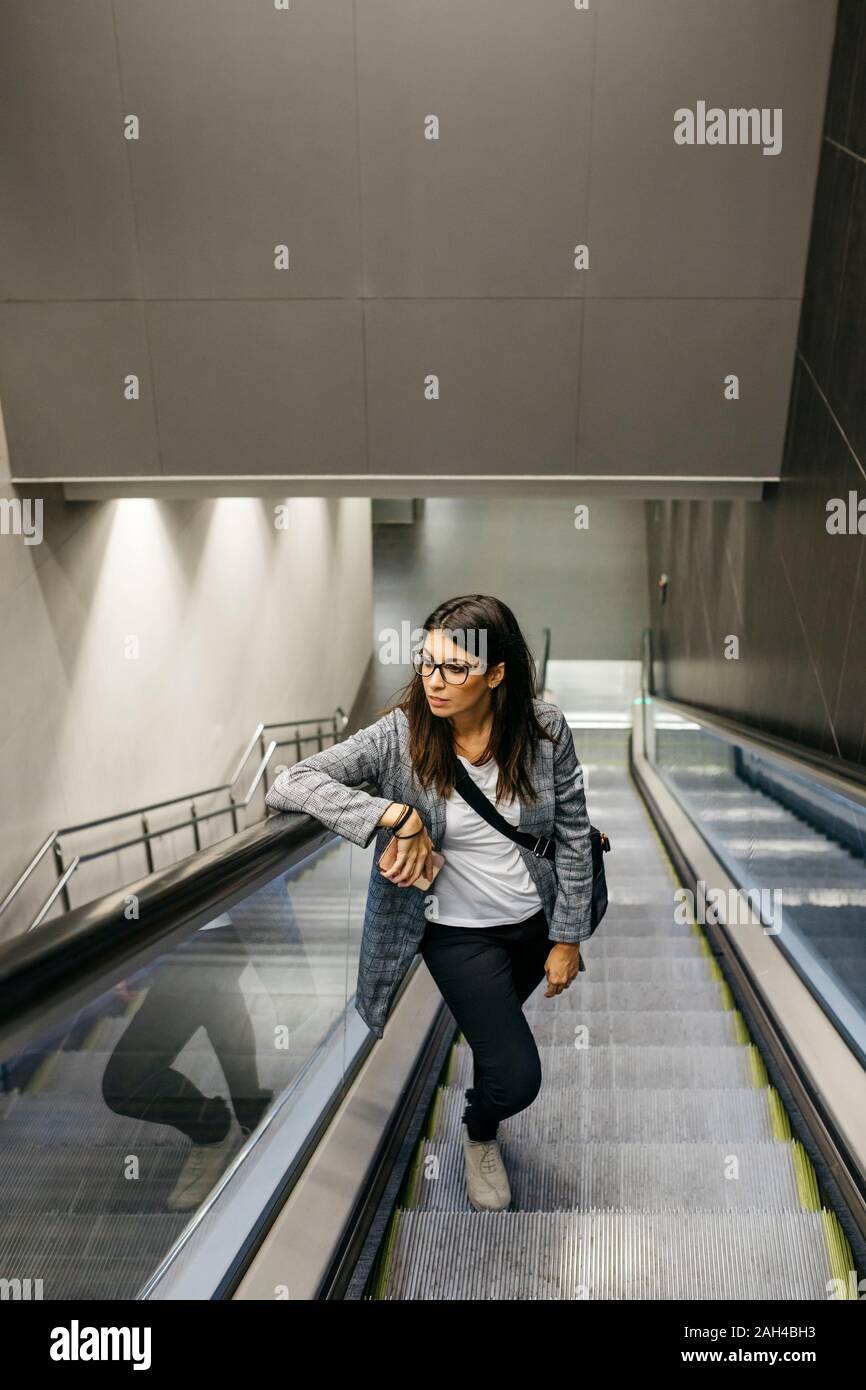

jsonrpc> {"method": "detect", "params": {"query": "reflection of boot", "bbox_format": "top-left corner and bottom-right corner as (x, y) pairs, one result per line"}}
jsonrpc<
(166, 1115), (244, 1213)
(234, 1088), (275, 1137)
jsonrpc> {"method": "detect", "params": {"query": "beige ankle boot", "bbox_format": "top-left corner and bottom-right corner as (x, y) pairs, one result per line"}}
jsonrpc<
(461, 1127), (512, 1211)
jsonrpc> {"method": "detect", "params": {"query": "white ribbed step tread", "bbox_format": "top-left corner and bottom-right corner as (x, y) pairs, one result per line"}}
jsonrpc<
(450, 1043), (756, 1088)
(581, 936), (707, 957)
(575, 959), (722, 984)
(409, 1140), (801, 1211)
(380, 1208), (834, 1300)
(433, 1086), (774, 1142)
(524, 981), (724, 1011)
(590, 917), (697, 936)
(521, 1011), (739, 1046)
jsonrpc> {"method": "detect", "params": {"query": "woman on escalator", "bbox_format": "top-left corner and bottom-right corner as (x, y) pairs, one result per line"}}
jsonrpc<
(265, 594), (595, 1212)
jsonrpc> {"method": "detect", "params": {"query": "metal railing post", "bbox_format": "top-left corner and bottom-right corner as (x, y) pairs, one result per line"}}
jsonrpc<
(3, 706), (348, 931)
(538, 626), (551, 695)
(641, 626), (655, 698)
(142, 814), (154, 874)
(54, 839), (72, 914)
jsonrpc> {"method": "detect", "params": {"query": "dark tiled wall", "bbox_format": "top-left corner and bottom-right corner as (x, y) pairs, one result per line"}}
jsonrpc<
(646, 0), (866, 766)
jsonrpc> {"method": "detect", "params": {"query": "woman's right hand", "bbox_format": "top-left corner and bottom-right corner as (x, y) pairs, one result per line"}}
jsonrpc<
(379, 809), (435, 887)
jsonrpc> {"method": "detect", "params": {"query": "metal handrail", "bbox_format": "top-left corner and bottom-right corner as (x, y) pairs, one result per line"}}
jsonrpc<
(0, 709), (348, 932)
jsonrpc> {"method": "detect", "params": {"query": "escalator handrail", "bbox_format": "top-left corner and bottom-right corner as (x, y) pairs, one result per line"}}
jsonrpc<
(647, 694), (866, 810)
(0, 788), (374, 1052)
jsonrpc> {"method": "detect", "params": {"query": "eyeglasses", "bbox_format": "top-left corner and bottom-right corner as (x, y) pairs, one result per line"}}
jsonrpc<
(412, 649), (477, 685)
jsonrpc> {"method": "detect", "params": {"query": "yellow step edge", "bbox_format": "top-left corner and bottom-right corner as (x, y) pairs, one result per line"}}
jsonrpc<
(748, 1042), (770, 1090)
(821, 1208), (859, 1299)
(407, 1038), (462, 1203)
(766, 1085), (792, 1139)
(402, 1136), (427, 1210)
(790, 1139), (821, 1211)
(423, 1081), (444, 1140)
(369, 1207), (402, 1300)
(706, 955), (725, 984)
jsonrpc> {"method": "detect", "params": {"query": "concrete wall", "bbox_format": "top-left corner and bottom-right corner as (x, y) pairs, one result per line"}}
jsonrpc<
(365, 497), (648, 712)
(0, 473), (373, 933)
(0, 0), (836, 491)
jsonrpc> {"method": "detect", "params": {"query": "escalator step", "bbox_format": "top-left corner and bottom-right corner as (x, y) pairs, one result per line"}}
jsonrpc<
(449, 1043), (756, 1089)
(378, 1208), (837, 1300)
(524, 981), (725, 1011)
(431, 1085), (776, 1143)
(407, 1140), (802, 1211)
(521, 1010), (740, 1046)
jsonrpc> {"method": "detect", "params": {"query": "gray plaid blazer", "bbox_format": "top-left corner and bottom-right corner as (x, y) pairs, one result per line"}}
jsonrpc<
(264, 698), (594, 1038)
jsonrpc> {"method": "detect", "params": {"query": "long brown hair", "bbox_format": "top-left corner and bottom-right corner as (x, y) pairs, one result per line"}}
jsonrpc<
(382, 594), (555, 803)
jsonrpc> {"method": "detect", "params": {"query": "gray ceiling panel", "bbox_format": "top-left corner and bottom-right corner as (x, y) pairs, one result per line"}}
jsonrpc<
(0, 1), (140, 300)
(577, 299), (802, 479)
(357, 0), (594, 297)
(587, 0), (836, 298)
(0, 303), (159, 477)
(365, 300), (582, 475)
(0, 0), (837, 489)
(112, 0), (361, 298)
(146, 301), (366, 476)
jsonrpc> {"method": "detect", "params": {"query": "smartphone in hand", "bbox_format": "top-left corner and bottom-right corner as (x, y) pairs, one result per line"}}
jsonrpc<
(377, 836), (445, 890)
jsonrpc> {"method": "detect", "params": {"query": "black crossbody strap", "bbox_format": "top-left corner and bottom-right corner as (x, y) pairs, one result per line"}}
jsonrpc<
(452, 758), (556, 860)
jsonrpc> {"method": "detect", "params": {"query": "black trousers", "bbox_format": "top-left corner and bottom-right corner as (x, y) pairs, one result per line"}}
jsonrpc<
(420, 906), (551, 1142)
(102, 923), (272, 1145)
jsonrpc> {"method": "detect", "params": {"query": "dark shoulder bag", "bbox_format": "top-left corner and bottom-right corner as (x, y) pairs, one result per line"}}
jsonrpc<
(451, 757), (611, 934)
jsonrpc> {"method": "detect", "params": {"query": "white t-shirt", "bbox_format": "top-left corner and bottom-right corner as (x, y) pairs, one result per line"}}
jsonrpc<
(430, 755), (544, 928)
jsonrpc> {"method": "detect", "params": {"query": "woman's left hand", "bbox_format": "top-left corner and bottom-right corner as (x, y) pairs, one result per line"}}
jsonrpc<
(544, 942), (581, 997)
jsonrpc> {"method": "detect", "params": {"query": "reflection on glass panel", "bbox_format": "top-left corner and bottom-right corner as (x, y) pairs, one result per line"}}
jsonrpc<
(0, 838), (353, 1300)
(646, 704), (866, 1056)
